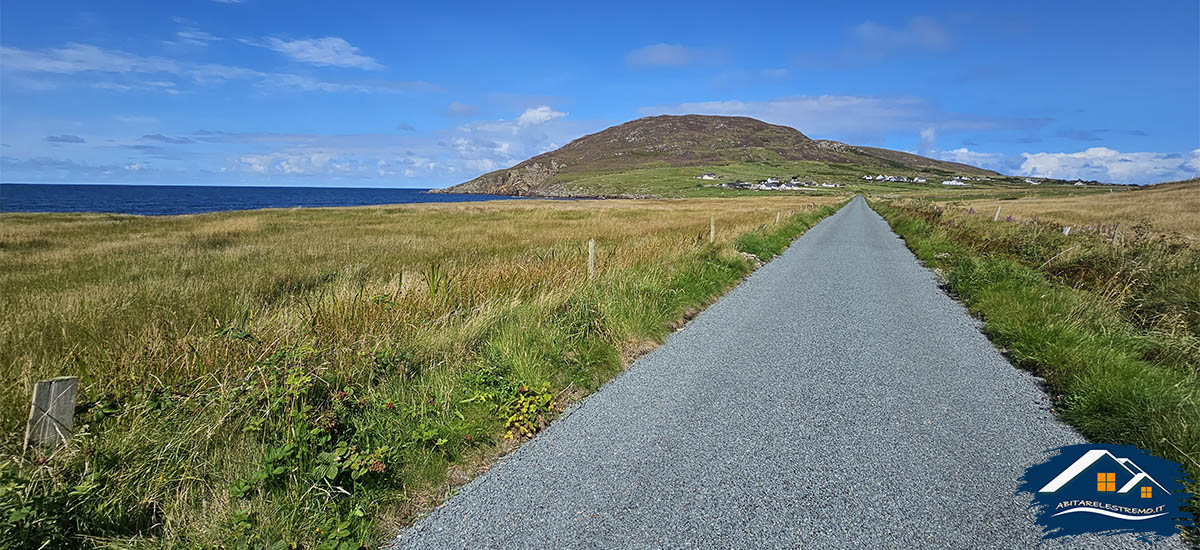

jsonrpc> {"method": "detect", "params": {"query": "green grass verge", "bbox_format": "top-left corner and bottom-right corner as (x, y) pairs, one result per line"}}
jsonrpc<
(0, 204), (841, 549)
(868, 200), (1200, 536)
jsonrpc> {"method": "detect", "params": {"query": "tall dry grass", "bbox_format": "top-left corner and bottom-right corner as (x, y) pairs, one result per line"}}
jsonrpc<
(936, 179), (1200, 241)
(0, 196), (843, 548)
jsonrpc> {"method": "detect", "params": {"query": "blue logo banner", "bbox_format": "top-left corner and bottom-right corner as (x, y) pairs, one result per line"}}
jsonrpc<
(1018, 444), (1192, 540)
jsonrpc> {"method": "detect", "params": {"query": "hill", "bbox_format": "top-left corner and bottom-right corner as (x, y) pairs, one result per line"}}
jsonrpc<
(436, 114), (1000, 197)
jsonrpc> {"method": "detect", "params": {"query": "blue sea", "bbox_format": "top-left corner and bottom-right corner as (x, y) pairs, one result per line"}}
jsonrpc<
(0, 183), (527, 216)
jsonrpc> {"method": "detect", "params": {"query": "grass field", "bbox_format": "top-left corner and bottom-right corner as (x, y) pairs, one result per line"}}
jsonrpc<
(0, 196), (843, 548)
(926, 179), (1200, 241)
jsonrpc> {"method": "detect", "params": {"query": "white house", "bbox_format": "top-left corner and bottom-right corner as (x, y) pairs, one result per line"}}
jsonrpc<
(697, 173), (718, 180)
(764, 177), (780, 184)
(821, 182), (836, 188)
(1073, 181), (1087, 186)
(942, 180), (968, 186)
(913, 177), (927, 183)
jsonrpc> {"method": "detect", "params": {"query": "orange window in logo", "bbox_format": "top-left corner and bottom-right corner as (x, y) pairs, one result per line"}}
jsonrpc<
(1097, 472), (1116, 492)
(1141, 486), (1153, 498)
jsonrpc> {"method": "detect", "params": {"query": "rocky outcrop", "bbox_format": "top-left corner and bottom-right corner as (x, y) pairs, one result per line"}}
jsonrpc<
(438, 158), (566, 196)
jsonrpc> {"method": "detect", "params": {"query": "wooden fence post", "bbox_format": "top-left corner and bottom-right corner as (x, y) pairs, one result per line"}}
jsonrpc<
(775, 212), (781, 224)
(587, 239), (595, 280)
(993, 205), (1002, 222)
(709, 217), (715, 244)
(25, 376), (78, 450)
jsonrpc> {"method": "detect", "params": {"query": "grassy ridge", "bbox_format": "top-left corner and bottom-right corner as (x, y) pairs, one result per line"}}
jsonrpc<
(1, 197), (842, 548)
(868, 199), (1200, 534)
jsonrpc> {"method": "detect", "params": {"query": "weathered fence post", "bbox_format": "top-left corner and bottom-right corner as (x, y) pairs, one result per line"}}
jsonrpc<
(1063, 226), (1072, 236)
(587, 239), (595, 280)
(1112, 223), (1120, 245)
(993, 205), (1002, 222)
(25, 376), (78, 450)
(775, 212), (781, 224)
(709, 216), (715, 244)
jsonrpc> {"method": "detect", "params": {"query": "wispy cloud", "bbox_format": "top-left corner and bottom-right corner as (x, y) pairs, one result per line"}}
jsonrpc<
(141, 133), (195, 144)
(257, 37), (383, 70)
(626, 43), (722, 68)
(0, 42), (426, 94)
(446, 101), (480, 116)
(848, 16), (952, 59)
(184, 107), (602, 183)
(794, 16), (955, 67)
(1, 43), (181, 74)
(176, 30), (222, 46)
(45, 134), (85, 143)
(1056, 128), (1149, 141)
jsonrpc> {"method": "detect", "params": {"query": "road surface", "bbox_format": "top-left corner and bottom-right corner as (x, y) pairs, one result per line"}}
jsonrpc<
(393, 196), (1174, 549)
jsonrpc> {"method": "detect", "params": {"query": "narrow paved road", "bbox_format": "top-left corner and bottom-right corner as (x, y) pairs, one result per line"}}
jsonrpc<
(394, 196), (1169, 549)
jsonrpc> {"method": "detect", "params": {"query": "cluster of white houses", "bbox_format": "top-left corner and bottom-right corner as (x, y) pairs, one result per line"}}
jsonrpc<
(699, 171), (1095, 190)
(861, 174), (927, 183)
(706, 175), (842, 190)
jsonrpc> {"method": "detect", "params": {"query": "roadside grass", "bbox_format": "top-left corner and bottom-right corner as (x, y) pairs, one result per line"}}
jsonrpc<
(928, 178), (1200, 241)
(869, 199), (1200, 536)
(0, 197), (842, 548)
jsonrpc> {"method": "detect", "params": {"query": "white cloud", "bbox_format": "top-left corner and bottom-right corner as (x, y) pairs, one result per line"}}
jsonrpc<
(1019, 147), (1200, 185)
(259, 37), (382, 70)
(936, 147), (1008, 169)
(639, 95), (1047, 142)
(927, 146), (1200, 185)
(516, 106), (567, 127)
(207, 108), (602, 184)
(918, 127), (936, 156)
(626, 44), (720, 68)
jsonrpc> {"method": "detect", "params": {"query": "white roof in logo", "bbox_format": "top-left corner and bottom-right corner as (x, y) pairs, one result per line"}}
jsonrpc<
(1038, 449), (1170, 494)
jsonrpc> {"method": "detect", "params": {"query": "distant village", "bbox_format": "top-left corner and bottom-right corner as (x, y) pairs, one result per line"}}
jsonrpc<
(696, 173), (842, 190)
(696, 172), (1097, 190)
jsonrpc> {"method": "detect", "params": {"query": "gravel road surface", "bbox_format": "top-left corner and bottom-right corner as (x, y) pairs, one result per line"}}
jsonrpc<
(393, 196), (1178, 549)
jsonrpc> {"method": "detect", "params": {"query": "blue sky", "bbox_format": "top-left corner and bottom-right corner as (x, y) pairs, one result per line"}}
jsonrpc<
(1, 0), (1197, 187)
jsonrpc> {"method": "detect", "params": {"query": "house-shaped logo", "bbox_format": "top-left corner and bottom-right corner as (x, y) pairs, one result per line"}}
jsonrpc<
(1038, 449), (1170, 518)
(1019, 444), (1191, 539)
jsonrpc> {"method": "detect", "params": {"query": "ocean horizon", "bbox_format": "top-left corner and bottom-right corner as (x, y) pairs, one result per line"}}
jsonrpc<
(0, 183), (528, 216)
